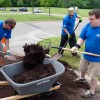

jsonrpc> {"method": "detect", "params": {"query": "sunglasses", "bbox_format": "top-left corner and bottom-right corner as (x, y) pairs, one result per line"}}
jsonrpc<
(8, 25), (14, 29)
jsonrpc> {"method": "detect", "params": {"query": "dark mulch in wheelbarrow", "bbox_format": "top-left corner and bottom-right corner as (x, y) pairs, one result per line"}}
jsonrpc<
(0, 58), (90, 100)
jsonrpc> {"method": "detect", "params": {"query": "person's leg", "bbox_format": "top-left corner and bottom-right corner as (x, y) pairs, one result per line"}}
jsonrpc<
(88, 62), (100, 94)
(80, 57), (89, 78)
(69, 33), (76, 48)
(90, 78), (97, 94)
(74, 57), (88, 82)
(81, 62), (100, 98)
(58, 35), (68, 54)
(0, 42), (5, 66)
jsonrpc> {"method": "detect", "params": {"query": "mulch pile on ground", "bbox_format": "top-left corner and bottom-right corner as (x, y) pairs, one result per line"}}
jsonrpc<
(0, 44), (91, 100)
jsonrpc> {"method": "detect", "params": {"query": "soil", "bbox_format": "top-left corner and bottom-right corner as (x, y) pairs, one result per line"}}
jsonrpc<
(0, 44), (90, 100)
(13, 63), (55, 84)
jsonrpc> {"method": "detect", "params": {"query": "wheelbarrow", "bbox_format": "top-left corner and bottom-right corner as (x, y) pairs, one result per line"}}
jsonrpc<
(0, 58), (65, 100)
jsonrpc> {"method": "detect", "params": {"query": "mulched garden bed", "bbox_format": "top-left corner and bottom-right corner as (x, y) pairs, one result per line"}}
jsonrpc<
(0, 44), (90, 100)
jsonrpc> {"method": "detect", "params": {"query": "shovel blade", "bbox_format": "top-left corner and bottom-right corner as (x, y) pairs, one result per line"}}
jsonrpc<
(50, 53), (62, 60)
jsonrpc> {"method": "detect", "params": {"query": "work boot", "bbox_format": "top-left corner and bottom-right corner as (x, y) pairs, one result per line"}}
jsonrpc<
(81, 90), (94, 98)
(73, 77), (87, 83)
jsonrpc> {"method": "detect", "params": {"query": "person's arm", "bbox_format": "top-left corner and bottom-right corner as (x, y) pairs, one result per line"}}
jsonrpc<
(71, 38), (84, 53)
(63, 28), (71, 38)
(5, 39), (10, 51)
(77, 38), (84, 46)
(77, 14), (82, 23)
(5, 39), (11, 55)
(63, 17), (70, 38)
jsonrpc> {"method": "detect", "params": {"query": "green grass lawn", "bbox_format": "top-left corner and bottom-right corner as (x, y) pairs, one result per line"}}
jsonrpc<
(39, 37), (85, 69)
(0, 7), (91, 21)
(0, 14), (62, 21)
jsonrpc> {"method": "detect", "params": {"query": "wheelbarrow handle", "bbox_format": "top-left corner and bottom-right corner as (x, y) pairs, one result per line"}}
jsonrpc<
(51, 46), (100, 57)
(0, 81), (9, 85)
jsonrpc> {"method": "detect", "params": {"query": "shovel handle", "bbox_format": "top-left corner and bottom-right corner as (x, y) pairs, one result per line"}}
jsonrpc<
(63, 48), (100, 57)
(51, 46), (100, 57)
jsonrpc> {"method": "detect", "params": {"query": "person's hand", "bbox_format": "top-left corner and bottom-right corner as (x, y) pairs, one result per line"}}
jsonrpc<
(79, 17), (82, 23)
(68, 34), (71, 39)
(6, 49), (11, 55)
(71, 46), (78, 53)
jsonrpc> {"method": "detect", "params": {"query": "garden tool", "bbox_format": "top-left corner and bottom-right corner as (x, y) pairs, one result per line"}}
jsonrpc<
(51, 46), (100, 57)
(51, 21), (80, 60)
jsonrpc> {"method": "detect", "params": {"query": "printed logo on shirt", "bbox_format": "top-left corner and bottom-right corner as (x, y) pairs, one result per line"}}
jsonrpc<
(64, 25), (66, 27)
(96, 34), (100, 37)
(4, 33), (7, 36)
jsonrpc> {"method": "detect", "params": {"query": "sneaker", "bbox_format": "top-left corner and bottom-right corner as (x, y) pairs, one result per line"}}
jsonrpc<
(81, 90), (94, 98)
(73, 77), (87, 83)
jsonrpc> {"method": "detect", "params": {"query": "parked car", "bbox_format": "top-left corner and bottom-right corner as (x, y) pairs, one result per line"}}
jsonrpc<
(19, 7), (28, 12)
(33, 8), (42, 13)
(0, 7), (6, 11)
(10, 8), (17, 12)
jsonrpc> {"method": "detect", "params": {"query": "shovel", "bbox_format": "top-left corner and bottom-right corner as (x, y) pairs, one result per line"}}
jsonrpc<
(51, 21), (80, 60)
(51, 46), (100, 57)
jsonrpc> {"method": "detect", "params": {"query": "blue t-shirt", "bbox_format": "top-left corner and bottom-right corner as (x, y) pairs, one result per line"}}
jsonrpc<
(62, 12), (77, 36)
(80, 23), (100, 62)
(0, 20), (11, 41)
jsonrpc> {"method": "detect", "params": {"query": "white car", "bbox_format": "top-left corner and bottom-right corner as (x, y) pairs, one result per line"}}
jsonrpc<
(33, 8), (42, 13)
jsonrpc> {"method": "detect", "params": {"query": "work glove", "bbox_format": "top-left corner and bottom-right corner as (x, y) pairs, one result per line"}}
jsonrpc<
(6, 49), (11, 55)
(71, 44), (81, 53)
(79, 17), (82, 23)
(68, 33), (71, 39)
(71, 46), (78, 54)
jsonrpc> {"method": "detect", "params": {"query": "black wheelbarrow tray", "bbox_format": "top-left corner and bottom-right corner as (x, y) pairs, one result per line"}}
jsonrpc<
(0, 58), (65, 100)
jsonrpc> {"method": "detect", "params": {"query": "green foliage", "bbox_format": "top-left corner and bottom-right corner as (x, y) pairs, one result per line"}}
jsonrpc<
(11, 0), (18, 7)
(0, 0), (12, 7)
(40, 0), (56, 7)
(17, 0), (24, 7)
(0, 0), (100, 9)
(31, 0), (40, 7)
(57, 0), (67, 8)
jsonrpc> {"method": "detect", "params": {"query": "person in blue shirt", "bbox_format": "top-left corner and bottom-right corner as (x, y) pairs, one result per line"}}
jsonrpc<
(59, 7), (82, 57)
(0, 18), (16, 66)
(71, 9), (100, 98)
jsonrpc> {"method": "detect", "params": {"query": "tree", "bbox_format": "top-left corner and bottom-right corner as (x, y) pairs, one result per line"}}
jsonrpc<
(11, 0), (18, 7)
(0, 0), (12, 10)
(40, 0), (56, 16)
(57, 0), (67, 8)
(17, 0), (24, 7)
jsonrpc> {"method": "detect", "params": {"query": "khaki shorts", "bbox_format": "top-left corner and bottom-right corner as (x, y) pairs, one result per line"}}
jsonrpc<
(80, 57), (100, 80)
